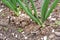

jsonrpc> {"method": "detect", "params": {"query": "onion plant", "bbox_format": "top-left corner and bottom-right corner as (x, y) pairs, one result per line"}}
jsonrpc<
(2, 0), (23, 16)
(2, 0), (59, 27)
(17, 0), (59, 27)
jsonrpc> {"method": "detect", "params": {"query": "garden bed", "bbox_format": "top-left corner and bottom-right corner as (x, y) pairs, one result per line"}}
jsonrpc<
(0, 0), (60, 40)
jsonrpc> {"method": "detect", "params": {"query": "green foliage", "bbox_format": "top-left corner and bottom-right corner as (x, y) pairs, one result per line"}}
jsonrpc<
(30, 0), (37, 17)
(25, 0), (32, 14)
(45, 0), (59, 20)
(17, 28), (23, 32)
(17, 0), (42, 26)
(2, 0), (59, 27)
(10, 0), (17, 6)
(41, 0), (50, 22)
(2, 0), (19, 16)
(17, 0), (59, 27)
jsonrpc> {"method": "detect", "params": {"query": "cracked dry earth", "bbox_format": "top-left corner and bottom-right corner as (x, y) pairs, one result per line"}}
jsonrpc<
(0, 0), (60, 40)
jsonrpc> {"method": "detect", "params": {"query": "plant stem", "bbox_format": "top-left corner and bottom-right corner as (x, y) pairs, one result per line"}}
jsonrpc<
(17, 0), (42, 25)
(30, 0), (37, 18)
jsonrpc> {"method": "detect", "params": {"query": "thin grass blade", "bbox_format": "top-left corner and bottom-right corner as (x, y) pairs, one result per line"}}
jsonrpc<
(9, 0), (19, 16)
(45, 0), (59, 20)
(17, 0), (42, 25)
(25, 0), (32, 14)
(30, 0), (37, 17)
(41, 0), (50, 22)
(10, 0), (17, 6)
(2, 0), (19, 16)
(2, 0), (17, 12)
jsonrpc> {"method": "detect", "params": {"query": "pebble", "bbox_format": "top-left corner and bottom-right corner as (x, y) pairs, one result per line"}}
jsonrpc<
(5, 38), (10, 40)
(50, 18), (56, 21)
(48, 15), (52, 19)
(0, 9), (3, 12)
(0, 33), (6, 40)
(16, 22), (19, 25)
(25, 36), (28, 39)
(31, 32), (36, 36)
(48, 15), (56, 21)
(22, 32), (28, 39)
(1, 5), (4, 8)
(22, 32), (25, 34)
(12, 17), (16, 19)
(43, 36), (47, 40)
(7, 16), (10, 19)
(49, 34), (55, 39)
(0, 33), (2, 36)
(11, 33), (15, 36)
(20, 14), (30, 18)
(57, 18), (60, 21)
(21, 22), (27, 27)
(55, 32), (60, 37)
(15, 34), (18, 38)
(52, 29), (55, 33)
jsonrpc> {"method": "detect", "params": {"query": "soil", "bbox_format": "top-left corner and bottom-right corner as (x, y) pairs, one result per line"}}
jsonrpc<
(0, 0), (60, 40)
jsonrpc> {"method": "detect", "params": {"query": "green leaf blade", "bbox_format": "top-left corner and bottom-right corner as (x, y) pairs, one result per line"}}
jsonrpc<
(2, 0), (17, 12)
(10, 0), (17, 5)
(30, 0), (37, 17)
(17, 0), (42, 25)
(41, 0), (50, 22)
(25, 0), (32, 14)
(45, 0), (59, 20)
(2, 0), (19, 16)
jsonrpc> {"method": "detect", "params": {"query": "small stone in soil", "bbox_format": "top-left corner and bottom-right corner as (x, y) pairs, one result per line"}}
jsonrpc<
(24, 37), (28, 39)
(22, 32), (25, 34)
(11, 33), (15, 36)
(49, 34), (55, 39)
(15, 34), (18, 38)
(21, 22), (27, 27)
(50, 18), (56, 21)
(43, 36), (47, 40)
(55, 32), (60, 37)
(0, 33), (2, 36)
(31, 32), (36, 36)
(0, 9), (3, 12)
(52, 29), (55, 33)
(1, 5), (4, 8)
